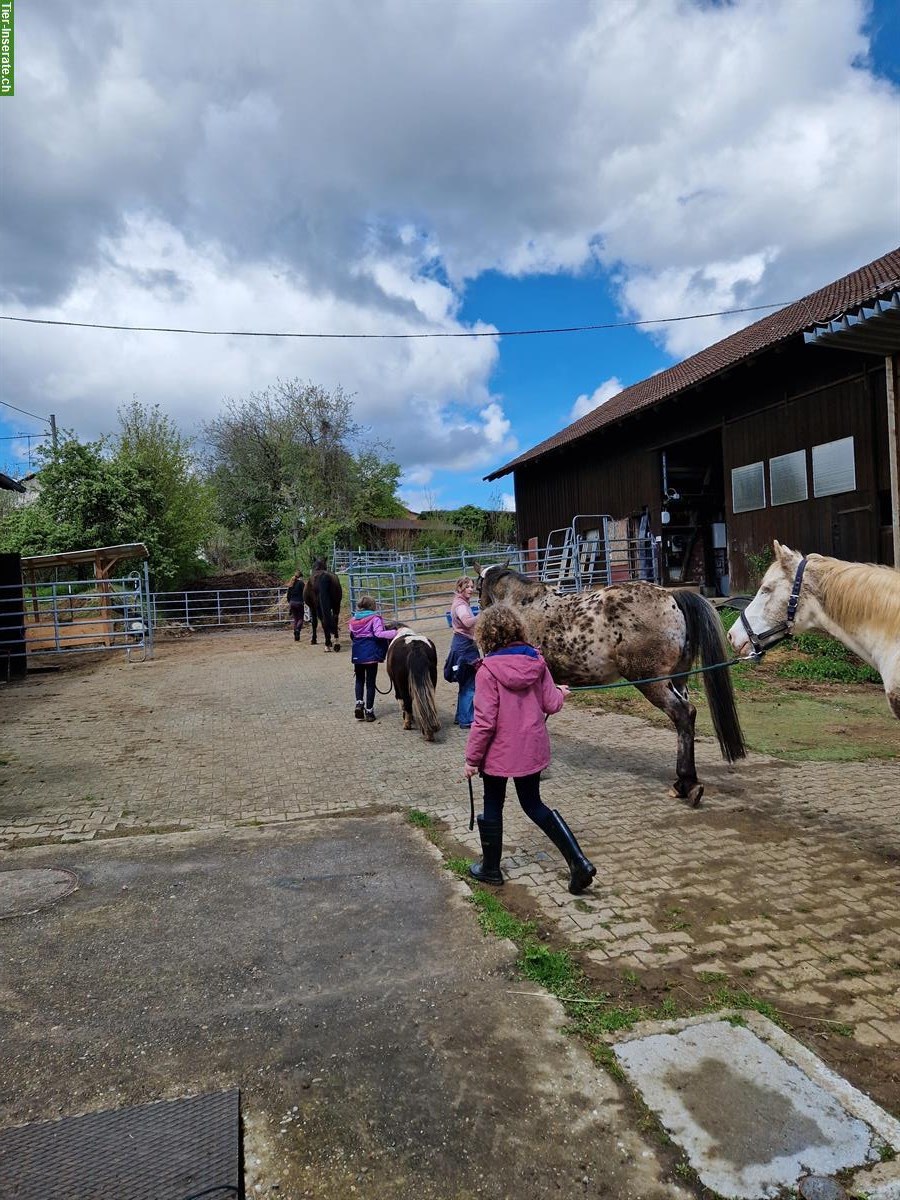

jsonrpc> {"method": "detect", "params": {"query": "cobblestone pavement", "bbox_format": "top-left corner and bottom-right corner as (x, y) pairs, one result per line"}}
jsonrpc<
(2, 626), (899, 1094)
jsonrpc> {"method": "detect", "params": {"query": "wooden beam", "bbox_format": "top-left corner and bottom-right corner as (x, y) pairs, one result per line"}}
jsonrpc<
(887, 353), (900, 570)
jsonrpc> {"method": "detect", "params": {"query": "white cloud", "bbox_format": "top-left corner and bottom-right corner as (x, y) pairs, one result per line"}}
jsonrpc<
(570, 378), (623, 421)
(1, 0), (896, 492)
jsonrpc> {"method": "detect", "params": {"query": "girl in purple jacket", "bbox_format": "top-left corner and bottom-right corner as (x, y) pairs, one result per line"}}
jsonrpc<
(349, 595), (398, 722)
(463, 606), (596, 894)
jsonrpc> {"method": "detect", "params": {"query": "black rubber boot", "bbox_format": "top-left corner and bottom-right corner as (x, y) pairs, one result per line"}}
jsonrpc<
(544, 810), (596, 894)
(469, 816), (504, 886)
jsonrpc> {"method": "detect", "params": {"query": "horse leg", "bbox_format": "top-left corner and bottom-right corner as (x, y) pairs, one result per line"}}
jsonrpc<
(308, 608), (318, 645)
(635, 678), (703, 806)
(402, 691), (413, 730)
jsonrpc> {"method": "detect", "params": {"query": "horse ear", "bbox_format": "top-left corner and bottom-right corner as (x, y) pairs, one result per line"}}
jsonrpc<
(472, 561), (482, 575)
(775, 540), (794, 566)
(503, 558), (510, 569)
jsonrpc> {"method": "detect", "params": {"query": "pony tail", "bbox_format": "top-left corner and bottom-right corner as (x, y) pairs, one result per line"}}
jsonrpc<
(409, 643), (441, 740)
(673, 591), (746, 763)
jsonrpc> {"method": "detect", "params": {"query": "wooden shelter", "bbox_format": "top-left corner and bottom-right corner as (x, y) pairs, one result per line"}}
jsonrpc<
(486, 248), (900, 593)
(21, 543), (149, 652)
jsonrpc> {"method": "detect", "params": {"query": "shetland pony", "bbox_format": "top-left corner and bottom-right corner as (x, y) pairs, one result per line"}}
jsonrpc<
(385, 629), (441, 741)
(474, 561), (746, 805)
(304, 558), (343, 652)
(729, 541), (900, 720)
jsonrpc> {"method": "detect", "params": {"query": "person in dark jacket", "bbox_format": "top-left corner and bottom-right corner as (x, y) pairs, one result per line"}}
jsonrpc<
(463, 605), (596, 894)
(286, 570), (305, 641)
(348, 595), (398, 721)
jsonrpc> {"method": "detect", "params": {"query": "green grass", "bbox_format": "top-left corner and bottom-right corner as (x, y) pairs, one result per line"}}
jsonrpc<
(407, 808), (435, 829)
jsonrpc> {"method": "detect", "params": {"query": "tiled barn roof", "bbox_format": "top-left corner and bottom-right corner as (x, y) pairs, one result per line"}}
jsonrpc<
(486, 246), (900, 481)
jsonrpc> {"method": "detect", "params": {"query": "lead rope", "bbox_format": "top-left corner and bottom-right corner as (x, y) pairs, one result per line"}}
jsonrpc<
(566, 654), (756, 692)
(468, 777), (475, 831)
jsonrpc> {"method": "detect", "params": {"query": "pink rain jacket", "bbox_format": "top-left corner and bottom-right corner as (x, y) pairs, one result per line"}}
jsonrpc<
(464, 645), (566, 777)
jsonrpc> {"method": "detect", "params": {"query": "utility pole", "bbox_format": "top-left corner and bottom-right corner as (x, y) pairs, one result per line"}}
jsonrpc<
(50, 414), (58, 452)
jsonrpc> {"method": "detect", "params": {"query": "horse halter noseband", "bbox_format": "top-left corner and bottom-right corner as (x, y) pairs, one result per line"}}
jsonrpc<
(740, 557), (807, 658)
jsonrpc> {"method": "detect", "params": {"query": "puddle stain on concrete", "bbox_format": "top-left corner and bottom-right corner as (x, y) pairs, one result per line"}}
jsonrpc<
(663, 1056), (830, 1170)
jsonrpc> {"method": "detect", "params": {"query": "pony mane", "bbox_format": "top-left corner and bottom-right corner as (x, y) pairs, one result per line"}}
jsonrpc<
(808, 554), (900, 637)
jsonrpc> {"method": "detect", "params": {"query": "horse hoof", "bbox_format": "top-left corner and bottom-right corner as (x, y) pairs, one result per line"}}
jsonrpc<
(668, 785), (683, 800)
(688, 784), (704, 808)
(333, 643), (341, 653)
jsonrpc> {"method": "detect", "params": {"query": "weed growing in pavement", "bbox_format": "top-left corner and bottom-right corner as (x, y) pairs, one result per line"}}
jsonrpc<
(710, 986), (778, 1022)
(443, 856), (470, 877)
(407, 809), (434, 829)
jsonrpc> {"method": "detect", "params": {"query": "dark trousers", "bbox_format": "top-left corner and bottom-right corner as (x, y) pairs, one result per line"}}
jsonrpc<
(289, 602), (305, 632)
(481, 771), (555, 835)
(354, 663), (378, 708)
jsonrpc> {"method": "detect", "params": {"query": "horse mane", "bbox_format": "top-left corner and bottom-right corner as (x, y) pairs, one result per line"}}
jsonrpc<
(807, 554), (900, 637)
(487, 564), (545, 597)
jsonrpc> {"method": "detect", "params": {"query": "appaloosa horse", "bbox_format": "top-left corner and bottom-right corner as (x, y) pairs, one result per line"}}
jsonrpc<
(729, 541), (900, 720)
(304, 558), (343, 652)
(474, 562), (746, 805)
(385, 629), (441, 741)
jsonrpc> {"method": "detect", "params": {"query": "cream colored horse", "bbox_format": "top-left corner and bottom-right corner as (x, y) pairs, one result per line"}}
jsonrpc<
(729, 541), (900, 720)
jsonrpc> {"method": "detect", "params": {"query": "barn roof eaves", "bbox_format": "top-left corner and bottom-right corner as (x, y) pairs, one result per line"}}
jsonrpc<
(484, 247), (900, 482)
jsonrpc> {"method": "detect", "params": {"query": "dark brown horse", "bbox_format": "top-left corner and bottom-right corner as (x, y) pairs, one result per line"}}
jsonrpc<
(474, 562), (746, 805)
(385, 629), (440, 741)
(304, 558), (343, 652)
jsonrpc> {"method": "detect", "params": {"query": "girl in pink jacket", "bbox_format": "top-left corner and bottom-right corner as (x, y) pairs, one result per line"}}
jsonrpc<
(464, 606), (596, 894)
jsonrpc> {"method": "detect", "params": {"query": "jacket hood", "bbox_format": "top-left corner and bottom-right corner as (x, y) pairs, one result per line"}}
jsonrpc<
(479, 651), (546, 691)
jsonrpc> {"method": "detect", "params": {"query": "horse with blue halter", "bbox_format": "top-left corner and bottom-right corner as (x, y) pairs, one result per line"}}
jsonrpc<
(729, 541), (900, 721)
(474, 561), (746, 805)
(385, 629), (441, 741)
(304, 558), (343, 652)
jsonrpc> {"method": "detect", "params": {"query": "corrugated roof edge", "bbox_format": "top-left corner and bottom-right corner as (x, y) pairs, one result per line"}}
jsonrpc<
(485, 246), (900, 482)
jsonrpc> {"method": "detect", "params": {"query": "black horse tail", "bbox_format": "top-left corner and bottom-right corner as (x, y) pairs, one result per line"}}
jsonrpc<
(408, 642), (440, 740)
(673, 590), (746, 763)
(317, 571), (340, 648)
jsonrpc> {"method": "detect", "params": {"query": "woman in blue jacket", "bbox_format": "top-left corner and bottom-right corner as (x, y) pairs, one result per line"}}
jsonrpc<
(348, 595), (398, 721)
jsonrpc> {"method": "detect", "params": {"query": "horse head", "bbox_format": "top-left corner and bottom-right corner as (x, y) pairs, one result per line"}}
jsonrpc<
(728, 540), (807, 657)
(474, 560), (511, 607)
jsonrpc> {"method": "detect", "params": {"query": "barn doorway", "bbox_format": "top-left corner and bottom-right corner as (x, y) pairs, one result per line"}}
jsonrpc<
(659, 431), (727, 593)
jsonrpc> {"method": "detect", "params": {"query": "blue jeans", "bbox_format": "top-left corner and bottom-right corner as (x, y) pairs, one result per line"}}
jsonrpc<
(456, 674), (475, 727)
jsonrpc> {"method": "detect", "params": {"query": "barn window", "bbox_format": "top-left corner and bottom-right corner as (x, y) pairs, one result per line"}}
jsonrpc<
(769, 450), (808, 506)
(731, 462), (766, 513)
(812, 436), (856, 498)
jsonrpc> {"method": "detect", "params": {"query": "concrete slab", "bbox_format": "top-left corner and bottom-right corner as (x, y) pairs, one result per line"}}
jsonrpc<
(613, 1014), (900, 1200)
(0, 817), (684, 1199)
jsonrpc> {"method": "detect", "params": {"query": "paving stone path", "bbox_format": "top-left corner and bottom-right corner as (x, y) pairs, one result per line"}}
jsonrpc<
(2, 626), (898, 1083)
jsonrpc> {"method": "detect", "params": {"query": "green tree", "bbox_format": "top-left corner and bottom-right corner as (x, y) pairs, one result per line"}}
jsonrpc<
(203, 378), (404, 569)
(0, 438), (144, 562)
(0, 406), (215, 589)
(116, 400), (214, 588)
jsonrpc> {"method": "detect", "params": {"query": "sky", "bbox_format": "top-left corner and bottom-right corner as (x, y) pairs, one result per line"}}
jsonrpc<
(1, 0), (898, 513)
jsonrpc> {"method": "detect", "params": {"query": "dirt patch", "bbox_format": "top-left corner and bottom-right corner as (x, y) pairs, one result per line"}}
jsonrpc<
(179, 569), (284, 590)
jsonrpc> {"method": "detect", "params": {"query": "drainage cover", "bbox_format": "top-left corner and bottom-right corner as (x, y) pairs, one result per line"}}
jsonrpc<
(0, 1089), (241, 1200)
(0, 868), (78, 919)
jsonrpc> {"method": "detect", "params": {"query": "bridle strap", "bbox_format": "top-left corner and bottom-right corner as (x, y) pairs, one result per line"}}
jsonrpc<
(740, 556), (808, 658)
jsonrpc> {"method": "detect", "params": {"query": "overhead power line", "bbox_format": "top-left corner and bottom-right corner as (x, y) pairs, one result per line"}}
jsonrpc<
(0, 398), (54, 423)
(0, 301), (788, 340)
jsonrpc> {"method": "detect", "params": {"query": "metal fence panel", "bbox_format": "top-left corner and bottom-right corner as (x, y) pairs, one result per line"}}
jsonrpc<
(0, 568), (152, 672)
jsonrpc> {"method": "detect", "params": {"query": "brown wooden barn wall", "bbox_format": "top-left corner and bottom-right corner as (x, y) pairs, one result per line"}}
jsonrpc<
(511, 340), (891, 590)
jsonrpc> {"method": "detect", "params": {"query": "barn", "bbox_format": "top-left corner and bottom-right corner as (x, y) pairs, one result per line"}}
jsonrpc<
(486, 247), (900, 594)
